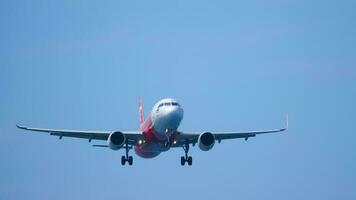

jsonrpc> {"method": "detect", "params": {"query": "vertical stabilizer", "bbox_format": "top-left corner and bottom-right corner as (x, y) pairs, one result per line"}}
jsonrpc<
(139, 96), (145, 128)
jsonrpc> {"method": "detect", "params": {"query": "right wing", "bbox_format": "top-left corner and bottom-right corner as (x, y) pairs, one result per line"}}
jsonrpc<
(173, 114), (288, 147)
(176, 127), (287, 145)
(16, 125), (144, 145)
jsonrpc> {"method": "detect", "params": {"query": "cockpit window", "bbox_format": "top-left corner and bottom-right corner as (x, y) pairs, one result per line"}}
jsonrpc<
(156, 103), (164, 111)
(157, 102), (180, 111)
(172, 102), (180, 106)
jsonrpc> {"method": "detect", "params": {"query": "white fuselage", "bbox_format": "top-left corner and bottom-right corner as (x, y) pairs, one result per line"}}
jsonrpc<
(133, 98), (184, 158)
(151, 98), (184, 137)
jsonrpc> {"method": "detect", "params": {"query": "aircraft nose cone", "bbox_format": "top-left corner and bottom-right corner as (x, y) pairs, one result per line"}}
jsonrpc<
(163, 106), (184, 128)
(153, 105), (184, 136)
(169, 106), (184, 120)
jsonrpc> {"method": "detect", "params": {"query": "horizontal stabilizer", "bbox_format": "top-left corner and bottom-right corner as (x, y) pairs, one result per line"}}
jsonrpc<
(92, 145), (109, 147)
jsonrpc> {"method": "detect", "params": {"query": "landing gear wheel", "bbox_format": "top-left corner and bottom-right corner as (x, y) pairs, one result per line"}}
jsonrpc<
(121, 156), (126, 165)
(181, 156), (186, 166)
(181, 142), (193, 166)
(187, 156), (192, 166)
(121, 140), (133, 166)
(128, 156), (133, 165)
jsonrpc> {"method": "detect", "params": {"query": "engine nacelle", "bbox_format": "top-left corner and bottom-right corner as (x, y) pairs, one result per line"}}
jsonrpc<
(198, 132), (215, 151)
(107, 131), (125, 150)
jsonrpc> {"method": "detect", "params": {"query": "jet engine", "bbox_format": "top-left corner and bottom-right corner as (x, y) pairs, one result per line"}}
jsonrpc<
(198, 132), (215, 151)
(107, 131), (125, 150)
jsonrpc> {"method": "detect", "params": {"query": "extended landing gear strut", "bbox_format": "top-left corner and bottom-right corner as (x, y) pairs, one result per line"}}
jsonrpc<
(181, 143), (192, 166)
(121, 140), (133, 166)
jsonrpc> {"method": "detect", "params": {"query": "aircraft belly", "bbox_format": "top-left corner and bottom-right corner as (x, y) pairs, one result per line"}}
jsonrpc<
(134, 144), (161, 158)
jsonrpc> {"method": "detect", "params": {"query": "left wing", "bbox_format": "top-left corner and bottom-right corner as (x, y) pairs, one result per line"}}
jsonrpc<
(16, 125), (144, 145)
(173, 115), (288, 147)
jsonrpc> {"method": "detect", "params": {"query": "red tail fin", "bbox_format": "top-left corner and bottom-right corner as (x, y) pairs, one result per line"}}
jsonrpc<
(139, 96), (144, 127)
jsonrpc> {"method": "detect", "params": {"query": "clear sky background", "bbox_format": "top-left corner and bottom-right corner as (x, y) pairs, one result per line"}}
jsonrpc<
(1, 0), (355, 199)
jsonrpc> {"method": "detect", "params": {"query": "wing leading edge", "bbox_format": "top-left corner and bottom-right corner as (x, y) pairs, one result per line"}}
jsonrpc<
(16, 125), (144, 145)
(174, 114), (288, 146)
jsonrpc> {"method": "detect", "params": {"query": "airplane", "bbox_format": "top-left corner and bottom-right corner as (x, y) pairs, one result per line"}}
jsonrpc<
(17, 97), (288, 166)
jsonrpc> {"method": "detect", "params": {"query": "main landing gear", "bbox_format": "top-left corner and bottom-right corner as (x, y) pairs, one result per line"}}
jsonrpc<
(181, 143), (192, 166)
(121, 140), (133, 166)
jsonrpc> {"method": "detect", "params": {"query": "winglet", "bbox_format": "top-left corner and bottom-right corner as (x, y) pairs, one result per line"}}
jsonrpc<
(16, 124), (27, 130)
(279, 114), (289, 132)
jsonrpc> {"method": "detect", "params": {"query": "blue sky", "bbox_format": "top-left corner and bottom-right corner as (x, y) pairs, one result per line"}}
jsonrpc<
(1, 0), (356, 199)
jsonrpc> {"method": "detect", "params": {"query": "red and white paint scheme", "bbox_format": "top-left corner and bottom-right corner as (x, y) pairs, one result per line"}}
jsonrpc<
(17, 97), (288, 166)
(135, 97), (184, 158)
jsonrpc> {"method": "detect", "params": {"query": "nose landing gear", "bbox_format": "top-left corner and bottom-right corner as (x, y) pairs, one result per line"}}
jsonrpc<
(181, 143), (192, 166)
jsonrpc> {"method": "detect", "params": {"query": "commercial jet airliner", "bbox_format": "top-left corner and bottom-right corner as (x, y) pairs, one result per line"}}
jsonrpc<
(17, 97), (288, 166)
